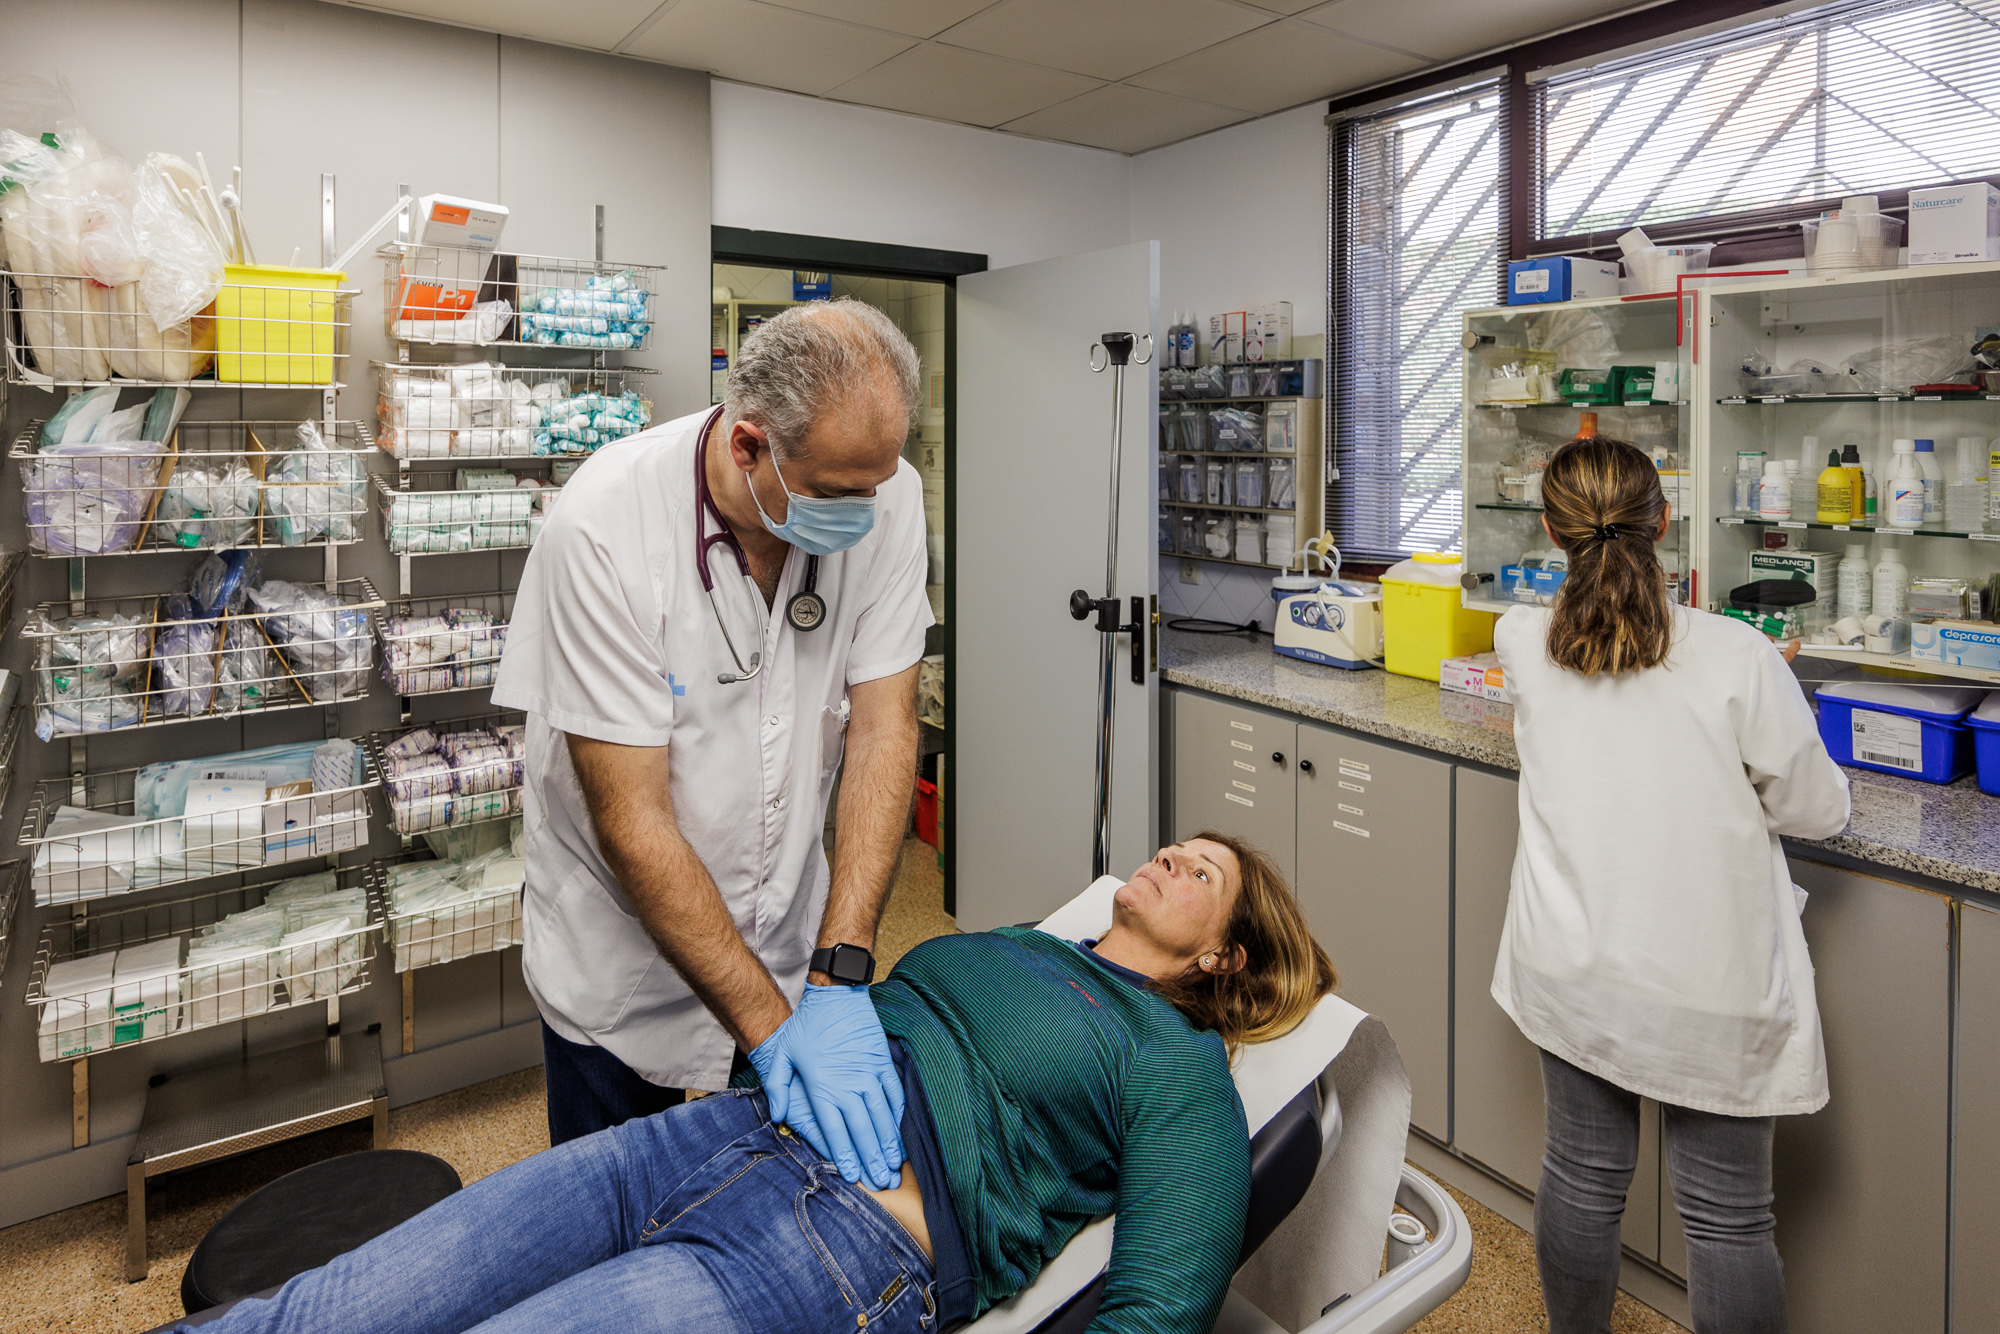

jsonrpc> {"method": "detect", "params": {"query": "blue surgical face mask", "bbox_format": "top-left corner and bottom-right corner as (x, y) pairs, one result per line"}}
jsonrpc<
(750, 451), (877, 556)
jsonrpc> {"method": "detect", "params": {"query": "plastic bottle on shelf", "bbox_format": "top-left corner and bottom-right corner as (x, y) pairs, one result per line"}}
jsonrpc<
(1914, 438), (1944, 523)
(1817, 447), (1852, 524)
(1873, 544), (1909, 617)
(1572, 411), (1599, 441)
(1759, 460), (1792, 520)
(1863, 459), (1878, 519)
(1990, 441), (2000, 534)
(1841, 441), (1865, 521)
(1887, 439), (1924, 527)
(1735, 450), (1766, 516)
(1791, 438), (1820, 521)
(1948, 437), (1986, 531)
(1837, 542), (1872, 619)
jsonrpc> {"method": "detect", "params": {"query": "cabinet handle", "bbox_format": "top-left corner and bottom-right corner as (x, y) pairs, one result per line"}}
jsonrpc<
(1298, 760), (1315, 775)
(1272, 751), (1286, 766)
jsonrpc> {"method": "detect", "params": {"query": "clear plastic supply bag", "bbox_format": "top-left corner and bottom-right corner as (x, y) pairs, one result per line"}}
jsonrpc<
(265, 421), (363, 546)
(1209, 407), (1263, 453)
(29, 608), (147, 739)
(244, 580), (370, 700)
(153, 593), (217, 719)
(153, 454), (259, 549)
(1844, 336), (1978, 393)
(215, 615), (274, 713)
(21, 438), (168, 555)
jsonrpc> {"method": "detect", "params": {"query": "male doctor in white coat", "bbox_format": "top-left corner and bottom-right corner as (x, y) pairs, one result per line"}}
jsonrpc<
(493, 299), (931, 1192)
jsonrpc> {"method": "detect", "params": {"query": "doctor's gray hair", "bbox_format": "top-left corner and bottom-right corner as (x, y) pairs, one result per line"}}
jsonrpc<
(723, 298), (921, 461)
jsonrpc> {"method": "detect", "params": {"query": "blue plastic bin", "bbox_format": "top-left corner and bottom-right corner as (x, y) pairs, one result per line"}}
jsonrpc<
(1814, 681), (1988, 784)
(1969, 695), (2000, 796)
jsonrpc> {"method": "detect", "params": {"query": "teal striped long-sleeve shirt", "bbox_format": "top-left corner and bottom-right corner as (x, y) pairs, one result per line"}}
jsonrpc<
(869, 927), (1251, 1333)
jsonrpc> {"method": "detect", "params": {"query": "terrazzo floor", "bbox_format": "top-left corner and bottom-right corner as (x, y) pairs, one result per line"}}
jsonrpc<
(0, 839), (1686, 1334)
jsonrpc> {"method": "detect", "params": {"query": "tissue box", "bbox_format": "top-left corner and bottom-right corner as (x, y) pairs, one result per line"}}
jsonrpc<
(1908, 183), (2000, 265)
(1507, 257), (1621, 304)
(1751, 549), (1837, 628)
(1440, 652), (1510, 702)
(1911, 619), (2000, 670)
(264, 781), (368, 863)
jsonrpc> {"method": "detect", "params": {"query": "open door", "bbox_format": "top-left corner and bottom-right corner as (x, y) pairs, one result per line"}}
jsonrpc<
(953, 241), (1160, 930)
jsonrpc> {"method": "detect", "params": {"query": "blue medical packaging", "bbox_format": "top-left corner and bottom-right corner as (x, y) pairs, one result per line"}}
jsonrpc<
(1507, 257), (1621, 305)
(1968, 695), (2000, 796)
(1814, 681), (1986, 784)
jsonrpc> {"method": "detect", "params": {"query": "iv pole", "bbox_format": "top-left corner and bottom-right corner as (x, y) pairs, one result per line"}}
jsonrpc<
(1070, 331), (1152, 880)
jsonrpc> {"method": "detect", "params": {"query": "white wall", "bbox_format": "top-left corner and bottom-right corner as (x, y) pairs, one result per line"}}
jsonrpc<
(710, 82), (1132, 270)
(1130, 103), (1330, 339)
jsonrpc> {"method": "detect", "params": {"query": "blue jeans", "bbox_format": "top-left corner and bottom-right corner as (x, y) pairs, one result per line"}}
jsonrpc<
(189, 1089), (938, 1334)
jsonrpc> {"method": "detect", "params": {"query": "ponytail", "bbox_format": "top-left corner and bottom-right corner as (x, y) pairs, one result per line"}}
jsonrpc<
(1541, 436), (1673, 677)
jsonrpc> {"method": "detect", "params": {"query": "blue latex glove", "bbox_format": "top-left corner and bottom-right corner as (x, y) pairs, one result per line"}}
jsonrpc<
(749, 983), (906, 1189)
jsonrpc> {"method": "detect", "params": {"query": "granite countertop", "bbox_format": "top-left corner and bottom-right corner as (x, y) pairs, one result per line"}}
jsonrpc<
(1161, 627), (2000, 895)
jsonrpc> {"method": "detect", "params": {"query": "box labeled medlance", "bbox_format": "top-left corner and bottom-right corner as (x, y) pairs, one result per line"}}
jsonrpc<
(1908, 182), (2000, 264)
(1749, 549), (1837, 628)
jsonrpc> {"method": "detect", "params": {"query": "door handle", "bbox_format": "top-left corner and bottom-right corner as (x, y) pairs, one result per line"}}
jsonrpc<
(1299, 760), (1315, 775)
(1271, 752), (1286, 767)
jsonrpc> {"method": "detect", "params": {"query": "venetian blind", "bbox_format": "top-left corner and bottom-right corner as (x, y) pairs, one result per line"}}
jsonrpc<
(1332, 80), (1504, 562)
(1537, 0), (2000, 243)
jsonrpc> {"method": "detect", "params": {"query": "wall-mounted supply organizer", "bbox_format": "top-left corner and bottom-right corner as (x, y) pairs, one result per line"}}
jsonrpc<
(381, 845), (525, 1056)
(365, 711), (524, 842)
(373, 590), (514, 710)
(1158, 358), (1325, 571)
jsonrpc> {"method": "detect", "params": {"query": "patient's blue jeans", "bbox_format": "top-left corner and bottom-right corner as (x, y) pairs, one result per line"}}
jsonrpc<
(188, 1089), (938, 1334)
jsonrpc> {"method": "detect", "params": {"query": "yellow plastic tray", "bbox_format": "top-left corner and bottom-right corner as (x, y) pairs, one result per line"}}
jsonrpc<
(214, 265), (344, 384)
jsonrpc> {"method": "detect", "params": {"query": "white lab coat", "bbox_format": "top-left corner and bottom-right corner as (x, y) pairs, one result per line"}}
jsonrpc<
(1490, 605), (1850, 1117)
(492, 409), (933, 1088)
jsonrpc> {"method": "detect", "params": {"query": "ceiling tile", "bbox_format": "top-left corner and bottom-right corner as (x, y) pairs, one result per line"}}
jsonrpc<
(937, 0), (1269, 82)
(1003, 83), (1248, 153)
(1231, 0), (1325, 12)
(1298, 0), (1632, 61)
(1129, 19), (1425, 113)
(620, 0), (916, 94)
(759, 0), (1002, 38)
(323, 0), (665, 48)
(826, 42), (1101, 127)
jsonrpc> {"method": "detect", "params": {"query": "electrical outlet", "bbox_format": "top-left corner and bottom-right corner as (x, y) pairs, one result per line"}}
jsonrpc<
(1179, 560), (1200, 585)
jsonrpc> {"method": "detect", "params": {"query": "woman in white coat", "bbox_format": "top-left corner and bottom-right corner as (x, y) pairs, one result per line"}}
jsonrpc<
(1491, 436), (1850, 1334)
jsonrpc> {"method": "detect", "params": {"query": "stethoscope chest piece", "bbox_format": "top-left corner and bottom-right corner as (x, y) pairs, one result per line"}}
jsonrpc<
(786, 589), (827, 632)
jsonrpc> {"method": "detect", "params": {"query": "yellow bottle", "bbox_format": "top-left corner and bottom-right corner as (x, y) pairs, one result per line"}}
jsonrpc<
(1816, 448), (1853, 523)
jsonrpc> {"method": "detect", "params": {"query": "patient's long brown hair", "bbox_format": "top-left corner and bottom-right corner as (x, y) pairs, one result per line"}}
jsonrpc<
(1152, 831), (1336, 1052)
(1542, 435), (1674, 676)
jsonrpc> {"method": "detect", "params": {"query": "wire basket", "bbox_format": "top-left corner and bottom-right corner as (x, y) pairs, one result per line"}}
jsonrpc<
(13, 419), (373, 557)
(22, 864), (383, 1062)
(2, 267), (357, 388)
(371, 360), (654, 462)
(0, 550), (26, 632)
(374, 591), (512, 696)
(20, 740), (379, 906)
(0, 858), (25, 991)
(379, 243), (662, 352)
(0, 701), (29, 815)
(367, 711), (524, 836)
(383, 853), (523, 973)
(373, 474), (543, 555)
(23, 579), (385, 738)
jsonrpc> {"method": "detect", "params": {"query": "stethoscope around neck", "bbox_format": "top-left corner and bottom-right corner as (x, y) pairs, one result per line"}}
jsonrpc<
(695, 408), (825, 685)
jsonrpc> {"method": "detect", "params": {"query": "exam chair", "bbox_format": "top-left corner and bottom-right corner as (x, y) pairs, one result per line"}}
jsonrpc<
(977, 877), (1473, 1334)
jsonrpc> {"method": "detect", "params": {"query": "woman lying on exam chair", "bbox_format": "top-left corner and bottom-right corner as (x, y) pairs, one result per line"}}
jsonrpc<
(183, 832), (1337, 1334)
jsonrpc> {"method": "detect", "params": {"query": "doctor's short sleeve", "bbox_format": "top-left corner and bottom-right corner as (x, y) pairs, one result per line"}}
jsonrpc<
(492, 478), (675, 748)
(844, 462), (935, 687)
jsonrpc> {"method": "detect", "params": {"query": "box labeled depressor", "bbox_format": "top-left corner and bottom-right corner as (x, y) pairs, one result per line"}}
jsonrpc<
(1440, 651), (1510, 702)
(1750, 549), (1837, 627)
(1911, 619), (2000, 670)
(1908, 183), (2000, 265)
(1507, 257), (1622, 305)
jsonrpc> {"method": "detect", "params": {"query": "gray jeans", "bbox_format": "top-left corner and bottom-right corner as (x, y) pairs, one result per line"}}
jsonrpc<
(1535, 1048), (1786, 1334)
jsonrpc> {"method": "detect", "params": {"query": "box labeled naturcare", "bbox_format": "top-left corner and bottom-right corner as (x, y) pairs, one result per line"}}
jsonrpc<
(1908, 182), (2000, 264)
(1750, 549), (1837, 627)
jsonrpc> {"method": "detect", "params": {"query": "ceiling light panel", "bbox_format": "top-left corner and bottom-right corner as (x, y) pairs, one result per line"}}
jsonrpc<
(828, 42), (1101, 127)
(938, 0), (1270, 82)
(620, 0), (917, 94)
(1003, 82), (1249, 153)
(1130, 19), (1425, 113)
(323, 0), (666, 48)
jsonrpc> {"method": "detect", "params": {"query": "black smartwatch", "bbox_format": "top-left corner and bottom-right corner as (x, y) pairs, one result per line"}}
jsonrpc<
(810, 943), (876, 986)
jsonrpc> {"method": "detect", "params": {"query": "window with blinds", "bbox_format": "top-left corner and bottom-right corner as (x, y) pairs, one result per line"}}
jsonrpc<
(1537, 0), (2000, 245)
(1332, 81), (1503, 562)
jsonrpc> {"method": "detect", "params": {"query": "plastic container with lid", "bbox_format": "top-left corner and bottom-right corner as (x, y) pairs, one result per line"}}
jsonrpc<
(1380, 553), (1497, 681)
(1968, 694), (2000, 796)
(1814, 680), (1988, 783)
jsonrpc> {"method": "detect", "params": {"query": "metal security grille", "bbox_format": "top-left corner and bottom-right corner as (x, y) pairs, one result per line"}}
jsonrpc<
(1332, 80), (1504, 562)
(1537, 0), (2000, 243)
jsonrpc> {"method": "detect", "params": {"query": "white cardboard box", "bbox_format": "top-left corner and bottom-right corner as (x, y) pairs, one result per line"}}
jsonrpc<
(264, 787), (368, 864)
(1247, 302), (1293, 360)
(416, 194), (508, 251)
(1440, 652), (1509, 702)
(1909, 183), (2000, 265)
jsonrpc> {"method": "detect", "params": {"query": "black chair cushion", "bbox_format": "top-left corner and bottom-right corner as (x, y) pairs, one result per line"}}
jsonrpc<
(179, 1149), (462, 1315)
(1026, 1083), (1322, 1334)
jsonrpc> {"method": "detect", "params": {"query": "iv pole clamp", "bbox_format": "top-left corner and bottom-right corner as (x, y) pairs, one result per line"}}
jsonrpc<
(1069, 330), (1152, 879)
